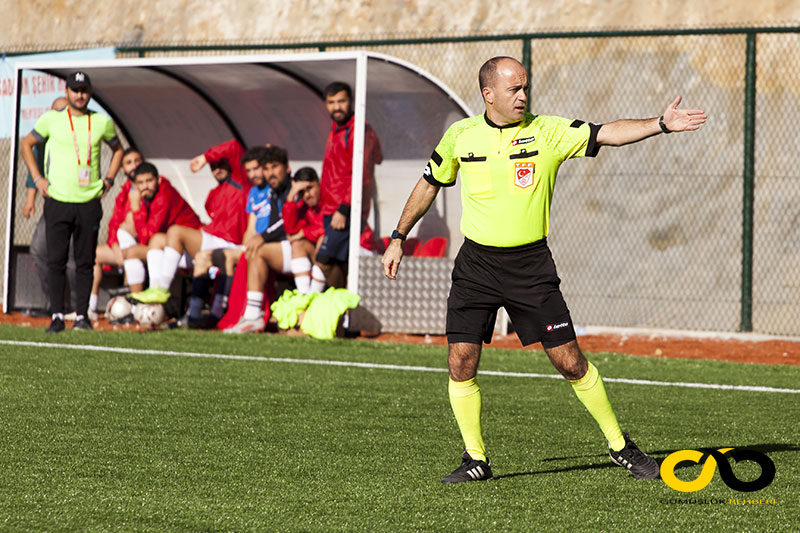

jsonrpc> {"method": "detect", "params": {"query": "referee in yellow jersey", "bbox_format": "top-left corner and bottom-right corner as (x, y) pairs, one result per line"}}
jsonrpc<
(382, 56), (706, 483)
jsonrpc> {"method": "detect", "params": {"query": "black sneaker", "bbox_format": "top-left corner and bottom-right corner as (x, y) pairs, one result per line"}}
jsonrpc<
(608, 433), (660, 479)
(441, 450), (493, 484)
(189, 314), (219, 330)
(73, 317), (93, 330)
(45, 317), (65, 334)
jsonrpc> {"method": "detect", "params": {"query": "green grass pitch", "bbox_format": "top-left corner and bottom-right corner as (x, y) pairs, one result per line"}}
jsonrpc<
(0, 324), (797, 531)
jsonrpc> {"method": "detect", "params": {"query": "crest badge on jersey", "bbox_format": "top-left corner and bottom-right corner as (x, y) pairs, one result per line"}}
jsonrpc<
(514, 162), (535, 188)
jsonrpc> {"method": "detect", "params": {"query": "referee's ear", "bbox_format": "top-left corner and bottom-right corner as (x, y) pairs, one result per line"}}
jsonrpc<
(482, 86), (494, 105)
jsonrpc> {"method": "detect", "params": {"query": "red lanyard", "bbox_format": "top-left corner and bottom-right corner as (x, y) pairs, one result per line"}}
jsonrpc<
(67, 108), (91, 166)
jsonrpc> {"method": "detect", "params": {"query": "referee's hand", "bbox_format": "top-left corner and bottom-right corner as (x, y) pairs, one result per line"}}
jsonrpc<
(381, 241), (404, 280)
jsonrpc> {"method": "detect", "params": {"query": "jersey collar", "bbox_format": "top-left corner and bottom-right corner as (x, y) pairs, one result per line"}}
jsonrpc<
(224, 176), (242, 190)
(483, 113), (522, 130)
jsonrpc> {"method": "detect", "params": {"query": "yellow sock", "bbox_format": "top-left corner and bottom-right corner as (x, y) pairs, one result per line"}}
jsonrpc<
(448, 377), (486, 462)
(569, 362), (626, 452)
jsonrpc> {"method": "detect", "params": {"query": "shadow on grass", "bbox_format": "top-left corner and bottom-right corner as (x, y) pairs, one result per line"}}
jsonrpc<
(493, 442), (799, 481)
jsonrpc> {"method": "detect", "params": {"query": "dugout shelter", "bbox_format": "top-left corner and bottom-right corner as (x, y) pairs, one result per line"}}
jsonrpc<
(5, 51), (471, 333)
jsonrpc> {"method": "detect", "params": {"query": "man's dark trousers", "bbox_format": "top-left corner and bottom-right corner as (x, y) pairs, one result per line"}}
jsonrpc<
(30, 214), (78, 312)
(44, 197), (102, 316)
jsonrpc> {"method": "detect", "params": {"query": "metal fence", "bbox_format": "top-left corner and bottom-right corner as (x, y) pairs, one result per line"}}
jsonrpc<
(3, 27), (800, 336)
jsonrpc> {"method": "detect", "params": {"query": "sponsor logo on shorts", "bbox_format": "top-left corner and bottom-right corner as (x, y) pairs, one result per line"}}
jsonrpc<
(514, 162), (534, 188)
(512, 136), (535, 145)
(545, 322), (569, 332)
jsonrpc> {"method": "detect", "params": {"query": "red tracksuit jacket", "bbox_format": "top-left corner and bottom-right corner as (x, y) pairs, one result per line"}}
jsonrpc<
(131, 177), (202, 245)
(282, 198), (324, 244)
(319, 115), (382, 220)
(107, 180), (133, 247)
(202, 177), (249, 244)
(204, 139), (252, 193)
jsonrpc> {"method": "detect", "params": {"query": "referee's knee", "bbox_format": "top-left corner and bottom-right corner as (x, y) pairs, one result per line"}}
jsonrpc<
(448, 342), (481, 381)
(545, 340), (588, 380)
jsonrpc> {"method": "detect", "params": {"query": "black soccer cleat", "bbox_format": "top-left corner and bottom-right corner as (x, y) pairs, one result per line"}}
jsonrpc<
(608, 433), (660, 479)
(441, 450), (493, 484)
(72, 317), (94, 330)
(188, 314), (219, 330)
(45, 317), (65, 334)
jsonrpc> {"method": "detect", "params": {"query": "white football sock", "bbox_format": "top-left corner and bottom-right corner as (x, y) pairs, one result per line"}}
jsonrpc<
(310, 265), (326, 293)
(159, 247), (182, 290)
(244, 291), (263, 320)
(146, 249), (164, 288)
(123, 259), (146, 285)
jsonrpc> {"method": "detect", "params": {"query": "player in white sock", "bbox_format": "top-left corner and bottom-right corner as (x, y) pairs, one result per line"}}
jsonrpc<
(226, 147), (296, 333)
(283, 168), (327, 294)
(90, 148), (143, 318)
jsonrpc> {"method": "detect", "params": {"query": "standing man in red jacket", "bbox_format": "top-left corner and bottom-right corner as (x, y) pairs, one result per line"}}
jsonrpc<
(316, 81), (383, 288)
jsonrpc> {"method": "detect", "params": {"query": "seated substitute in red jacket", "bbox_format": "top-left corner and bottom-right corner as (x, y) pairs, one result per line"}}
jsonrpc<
(116, 162), (203, 296)
(282, 167), (327, 294)
(190, 138), (251, 193)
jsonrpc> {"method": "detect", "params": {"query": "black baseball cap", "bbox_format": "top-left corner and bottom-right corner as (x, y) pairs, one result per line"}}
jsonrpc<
(66, 71), (92, 91)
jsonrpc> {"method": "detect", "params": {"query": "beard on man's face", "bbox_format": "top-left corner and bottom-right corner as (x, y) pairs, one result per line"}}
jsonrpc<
(330, 109), (351, 125)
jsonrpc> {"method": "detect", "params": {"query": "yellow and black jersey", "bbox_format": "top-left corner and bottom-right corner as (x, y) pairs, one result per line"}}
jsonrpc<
(424, 112), (600, 247)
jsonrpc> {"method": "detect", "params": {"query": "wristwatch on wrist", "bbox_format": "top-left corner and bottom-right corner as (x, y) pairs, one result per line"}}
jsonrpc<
(391, 229), (407, 242)
(659, 115), (672, 134)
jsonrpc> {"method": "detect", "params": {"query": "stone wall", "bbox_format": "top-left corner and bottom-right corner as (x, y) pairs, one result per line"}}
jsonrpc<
(3, 1), (798, 48)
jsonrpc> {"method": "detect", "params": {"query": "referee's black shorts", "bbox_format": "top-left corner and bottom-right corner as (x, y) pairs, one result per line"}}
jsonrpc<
(446, 237), (576, 349)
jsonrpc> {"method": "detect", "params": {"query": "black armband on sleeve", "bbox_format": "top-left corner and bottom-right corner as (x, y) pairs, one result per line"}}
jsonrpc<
(336, 204), (351, 218)
(586, 123), (602, 158)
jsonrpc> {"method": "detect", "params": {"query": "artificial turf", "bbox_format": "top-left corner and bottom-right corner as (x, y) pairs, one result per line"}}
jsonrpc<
(0, 324), (796, 531)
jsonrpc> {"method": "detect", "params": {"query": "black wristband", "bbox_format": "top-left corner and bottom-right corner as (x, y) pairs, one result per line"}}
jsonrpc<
(659, 115), (672, 134)
(391, 229), (407, 242)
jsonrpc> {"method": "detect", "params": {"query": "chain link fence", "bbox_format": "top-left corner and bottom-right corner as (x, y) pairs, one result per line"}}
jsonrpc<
(3, 28), (800, 336)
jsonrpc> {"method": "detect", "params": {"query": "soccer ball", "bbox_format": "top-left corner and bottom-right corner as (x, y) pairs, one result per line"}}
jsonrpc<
(105, 296), (132, 321)
(134, 303), (166, 327)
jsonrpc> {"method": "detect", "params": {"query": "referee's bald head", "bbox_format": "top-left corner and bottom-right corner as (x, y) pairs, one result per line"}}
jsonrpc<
(479, 56), (524, 93)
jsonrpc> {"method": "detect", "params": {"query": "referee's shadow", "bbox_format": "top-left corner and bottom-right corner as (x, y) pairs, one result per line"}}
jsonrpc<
(491, 442), (798, 481)
(493, 459), (617, 480)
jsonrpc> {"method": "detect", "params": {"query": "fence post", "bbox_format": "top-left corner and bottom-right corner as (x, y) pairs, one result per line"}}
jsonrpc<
(740, 32), (756, 332)
(522, 37), (531, 112)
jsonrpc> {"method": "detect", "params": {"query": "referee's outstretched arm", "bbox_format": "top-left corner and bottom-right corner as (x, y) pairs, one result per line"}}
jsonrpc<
(596, 95), (706, 147)
(381, 177), (440, 280)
